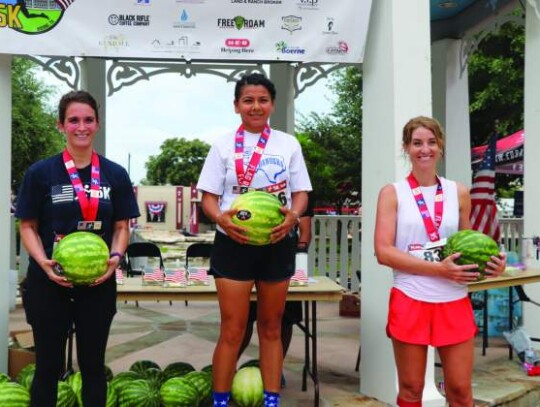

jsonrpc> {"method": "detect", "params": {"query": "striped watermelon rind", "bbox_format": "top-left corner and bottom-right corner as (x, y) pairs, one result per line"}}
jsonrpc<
(0, 382), (31, 406)
(117, 379), (160, 407)
(52, 232), (109, 285)
(183, 371), (212, 407)
(230, 191), (285, 246)
(160, 377), (200, 407)
(442, 230), (500, 280)
(162, 361), (196, 381)
(57, 381), (77, 407)
(231, 367), (264, 407)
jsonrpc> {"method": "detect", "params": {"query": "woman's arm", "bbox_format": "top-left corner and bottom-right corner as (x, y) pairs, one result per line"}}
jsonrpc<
(374, 184), (479, 283)
(19, 219), (72, 287)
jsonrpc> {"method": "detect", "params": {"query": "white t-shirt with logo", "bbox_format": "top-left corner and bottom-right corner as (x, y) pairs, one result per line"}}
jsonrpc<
(197, 128), (312, 232)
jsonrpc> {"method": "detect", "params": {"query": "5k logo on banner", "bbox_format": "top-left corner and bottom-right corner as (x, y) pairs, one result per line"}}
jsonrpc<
(0, 0), (74, 34)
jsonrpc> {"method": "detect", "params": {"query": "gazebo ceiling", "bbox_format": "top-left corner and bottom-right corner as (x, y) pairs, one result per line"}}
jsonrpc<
(430, 0), (520, 41)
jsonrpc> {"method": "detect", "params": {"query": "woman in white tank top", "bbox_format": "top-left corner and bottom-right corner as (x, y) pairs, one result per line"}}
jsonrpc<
(374, 116), (506, 407)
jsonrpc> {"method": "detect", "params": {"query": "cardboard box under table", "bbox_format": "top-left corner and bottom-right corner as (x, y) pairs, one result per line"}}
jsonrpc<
(8, 330), (35, 380)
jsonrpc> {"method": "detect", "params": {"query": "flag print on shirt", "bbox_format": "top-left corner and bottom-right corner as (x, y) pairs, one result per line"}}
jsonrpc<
(51, 185), (74, 204)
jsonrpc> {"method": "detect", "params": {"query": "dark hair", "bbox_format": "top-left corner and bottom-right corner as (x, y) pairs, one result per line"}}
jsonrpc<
(402, 116), (445, 155)
(58, 90), (100, 124)
(234, 73), (276, 102)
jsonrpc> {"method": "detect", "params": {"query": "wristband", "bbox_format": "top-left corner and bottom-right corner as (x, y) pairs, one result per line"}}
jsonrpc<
(109, 252), (123, 261)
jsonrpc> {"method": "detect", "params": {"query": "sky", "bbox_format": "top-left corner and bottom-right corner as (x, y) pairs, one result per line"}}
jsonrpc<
(39, 67), (336, 185)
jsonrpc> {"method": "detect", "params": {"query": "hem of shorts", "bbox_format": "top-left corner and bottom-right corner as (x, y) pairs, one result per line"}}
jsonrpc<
(388, 326), (477, 347)
(210, 267), (294, 282)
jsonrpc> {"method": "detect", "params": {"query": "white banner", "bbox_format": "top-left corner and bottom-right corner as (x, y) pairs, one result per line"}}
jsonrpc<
(0, 0), (372, 63)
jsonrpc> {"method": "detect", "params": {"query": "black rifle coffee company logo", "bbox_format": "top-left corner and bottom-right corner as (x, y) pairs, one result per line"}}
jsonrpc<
(108, 14), (150, 27)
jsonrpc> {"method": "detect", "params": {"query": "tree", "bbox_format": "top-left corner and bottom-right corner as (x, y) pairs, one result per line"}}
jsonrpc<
(297, 67), (362, 209)
(12, 57), (64, 192)
(145, 137), (210, 185)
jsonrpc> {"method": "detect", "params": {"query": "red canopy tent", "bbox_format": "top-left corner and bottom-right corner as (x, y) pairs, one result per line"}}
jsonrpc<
(471, 130), (524, 175)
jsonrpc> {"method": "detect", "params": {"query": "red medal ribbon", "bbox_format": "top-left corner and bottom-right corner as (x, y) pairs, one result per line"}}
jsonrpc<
(406, 173), (443, 242)
(62, 148), (101, 221)
(234, 123), (271, 187)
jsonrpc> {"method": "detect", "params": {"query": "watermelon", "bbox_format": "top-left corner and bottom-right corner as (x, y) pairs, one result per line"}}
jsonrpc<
(200, 364), (213, 374)
(239, 359), (260, 369)
(52, 232), (109, 285)
(110, 371), (142, 396)
(182, 371), (212, 407)
(16, 364), (35, 390)
(230, 191), (285, 245)
(57, 381), (77, 407)
(0, 382), (30, 406)
(231, 367), (264, 407)
(0, 373), (10, 384)
(117, 379), (160, 407)
(442, 230), (500, 281)
(129, 360), (161, 375)
(66, 372), (82, 406)
(159, 377), (200, 407)
(162, 361), (196, 381)
(105, 383), (118, 407)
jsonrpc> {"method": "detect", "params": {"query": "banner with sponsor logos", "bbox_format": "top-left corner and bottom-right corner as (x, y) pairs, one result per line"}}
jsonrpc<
(0, 0), (372, 63)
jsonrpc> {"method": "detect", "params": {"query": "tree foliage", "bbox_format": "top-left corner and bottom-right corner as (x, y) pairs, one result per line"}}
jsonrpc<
(296, 67), (362, 208)
(145, 137), (210, 185)
(12, 57), (64, 192)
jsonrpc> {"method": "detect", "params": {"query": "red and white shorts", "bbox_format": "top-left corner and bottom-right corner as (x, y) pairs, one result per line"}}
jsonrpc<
(386, 287), (477, 347)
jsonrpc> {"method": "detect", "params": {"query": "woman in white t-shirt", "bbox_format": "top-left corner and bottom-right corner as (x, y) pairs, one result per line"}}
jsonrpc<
(197, 73), (311, 407)
(374, 116), (505, 407)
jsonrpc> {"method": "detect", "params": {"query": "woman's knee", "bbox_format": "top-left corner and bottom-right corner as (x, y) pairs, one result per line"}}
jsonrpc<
(444, 382), (472, 406)
(220, 322), (247, 347)
(399, 378), (425, 401)
(256, 318), (282, 342)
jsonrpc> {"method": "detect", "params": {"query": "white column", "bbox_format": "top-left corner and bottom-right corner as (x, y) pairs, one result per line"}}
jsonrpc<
(361, 1), (445, 405)
(522, 2), (540, 341)
(80, 58), (107, 156)
(269, 63), (295, 134)
(432, 39), (472, 187)
(0, 54), (13, 374)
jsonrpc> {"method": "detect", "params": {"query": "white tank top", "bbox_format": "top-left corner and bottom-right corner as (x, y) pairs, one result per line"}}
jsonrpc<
(393, 177), (467, 303)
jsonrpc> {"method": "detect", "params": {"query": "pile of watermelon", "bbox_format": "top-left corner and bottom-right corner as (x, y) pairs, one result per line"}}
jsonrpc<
(442, 229), (500, 281)
(230, 191), (285, 245)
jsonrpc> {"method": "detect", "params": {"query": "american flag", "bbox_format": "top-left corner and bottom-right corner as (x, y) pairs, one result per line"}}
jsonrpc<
(164, 268), (187, 286)
(115, 268), (124, 285)
(143, 266), (164, 283)
(56, 0), (75, 11)
(51, 185), (74, 204)
(290, 269), (308, 285)
(187, 267), (209, 285)
(470, 133), (501, 242)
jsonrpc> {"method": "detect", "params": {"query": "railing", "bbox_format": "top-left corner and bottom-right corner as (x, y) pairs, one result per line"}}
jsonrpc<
(500, 218), (524, 256)
(309, 215), (361, 291)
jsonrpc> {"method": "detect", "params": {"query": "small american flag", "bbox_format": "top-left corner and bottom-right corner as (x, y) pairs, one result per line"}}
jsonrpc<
(290, 269), (308, 286)
(56, 0), (75, 10)
(187, 267), (209, 285)
(143, 266), (164, 285)
(115, 268), (124, 285)
(164, 268), (187, 287)
(470, 133), (501, 242)
(51, 185), (74, 204)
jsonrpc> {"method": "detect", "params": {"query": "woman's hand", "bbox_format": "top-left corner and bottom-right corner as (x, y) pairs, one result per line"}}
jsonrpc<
(40, 258), (73, 288)
(483, 252), (507, 278)
(437, 252), (481, 284)
(92, 257), (118, 286)
(217, 208), (250, 245)
(270, 207), (298, 244)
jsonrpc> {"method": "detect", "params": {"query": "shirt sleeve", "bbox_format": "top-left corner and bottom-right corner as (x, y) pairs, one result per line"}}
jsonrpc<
(197, 143), (226, 196)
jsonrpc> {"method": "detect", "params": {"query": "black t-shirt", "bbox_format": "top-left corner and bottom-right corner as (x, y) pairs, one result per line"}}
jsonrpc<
(16, 153), (140, 276)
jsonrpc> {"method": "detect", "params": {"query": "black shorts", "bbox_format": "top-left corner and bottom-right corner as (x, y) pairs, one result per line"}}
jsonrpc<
(210, 230), (296, 281)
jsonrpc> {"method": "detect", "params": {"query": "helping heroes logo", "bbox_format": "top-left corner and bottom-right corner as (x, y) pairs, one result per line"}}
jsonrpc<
(0, 0), (74, 34)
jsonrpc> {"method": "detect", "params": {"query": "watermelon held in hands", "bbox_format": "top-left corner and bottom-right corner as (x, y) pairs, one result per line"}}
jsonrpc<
(231, 367), (264, 407)
(442, 230), (500, 281)
(230, 191), (285, 246)
(52, 232), (109, 285)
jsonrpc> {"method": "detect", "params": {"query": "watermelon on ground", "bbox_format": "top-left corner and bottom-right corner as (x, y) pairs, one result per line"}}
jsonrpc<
(239, 359), (260, 369)
(110, 371), (142, 396)
(230, 191), (285, 246)
(129, 360), (161, 375)
(16, 364), (35, 390)
(162, 361), (196, 381)
(231, 367), (264, 407)
(182, 371), (212, 407)
(117, 379), (160, 407)
(52, 231), (109, 285)
(442, 229), (500, 280)
(57, 381), (77, 407)
(160, 377), (199, 407)
(0, 382), (31, 406)
(0, 373), (10, 384)
(66, 372), (82, 406)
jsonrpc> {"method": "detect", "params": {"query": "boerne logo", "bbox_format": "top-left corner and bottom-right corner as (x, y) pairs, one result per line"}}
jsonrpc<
(281, 15), (301, 34)
(217, 16), (265, 29)
(108, 14), (150, 27)
(275, 40), (305, 55)
(0, 0), (74, 35)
